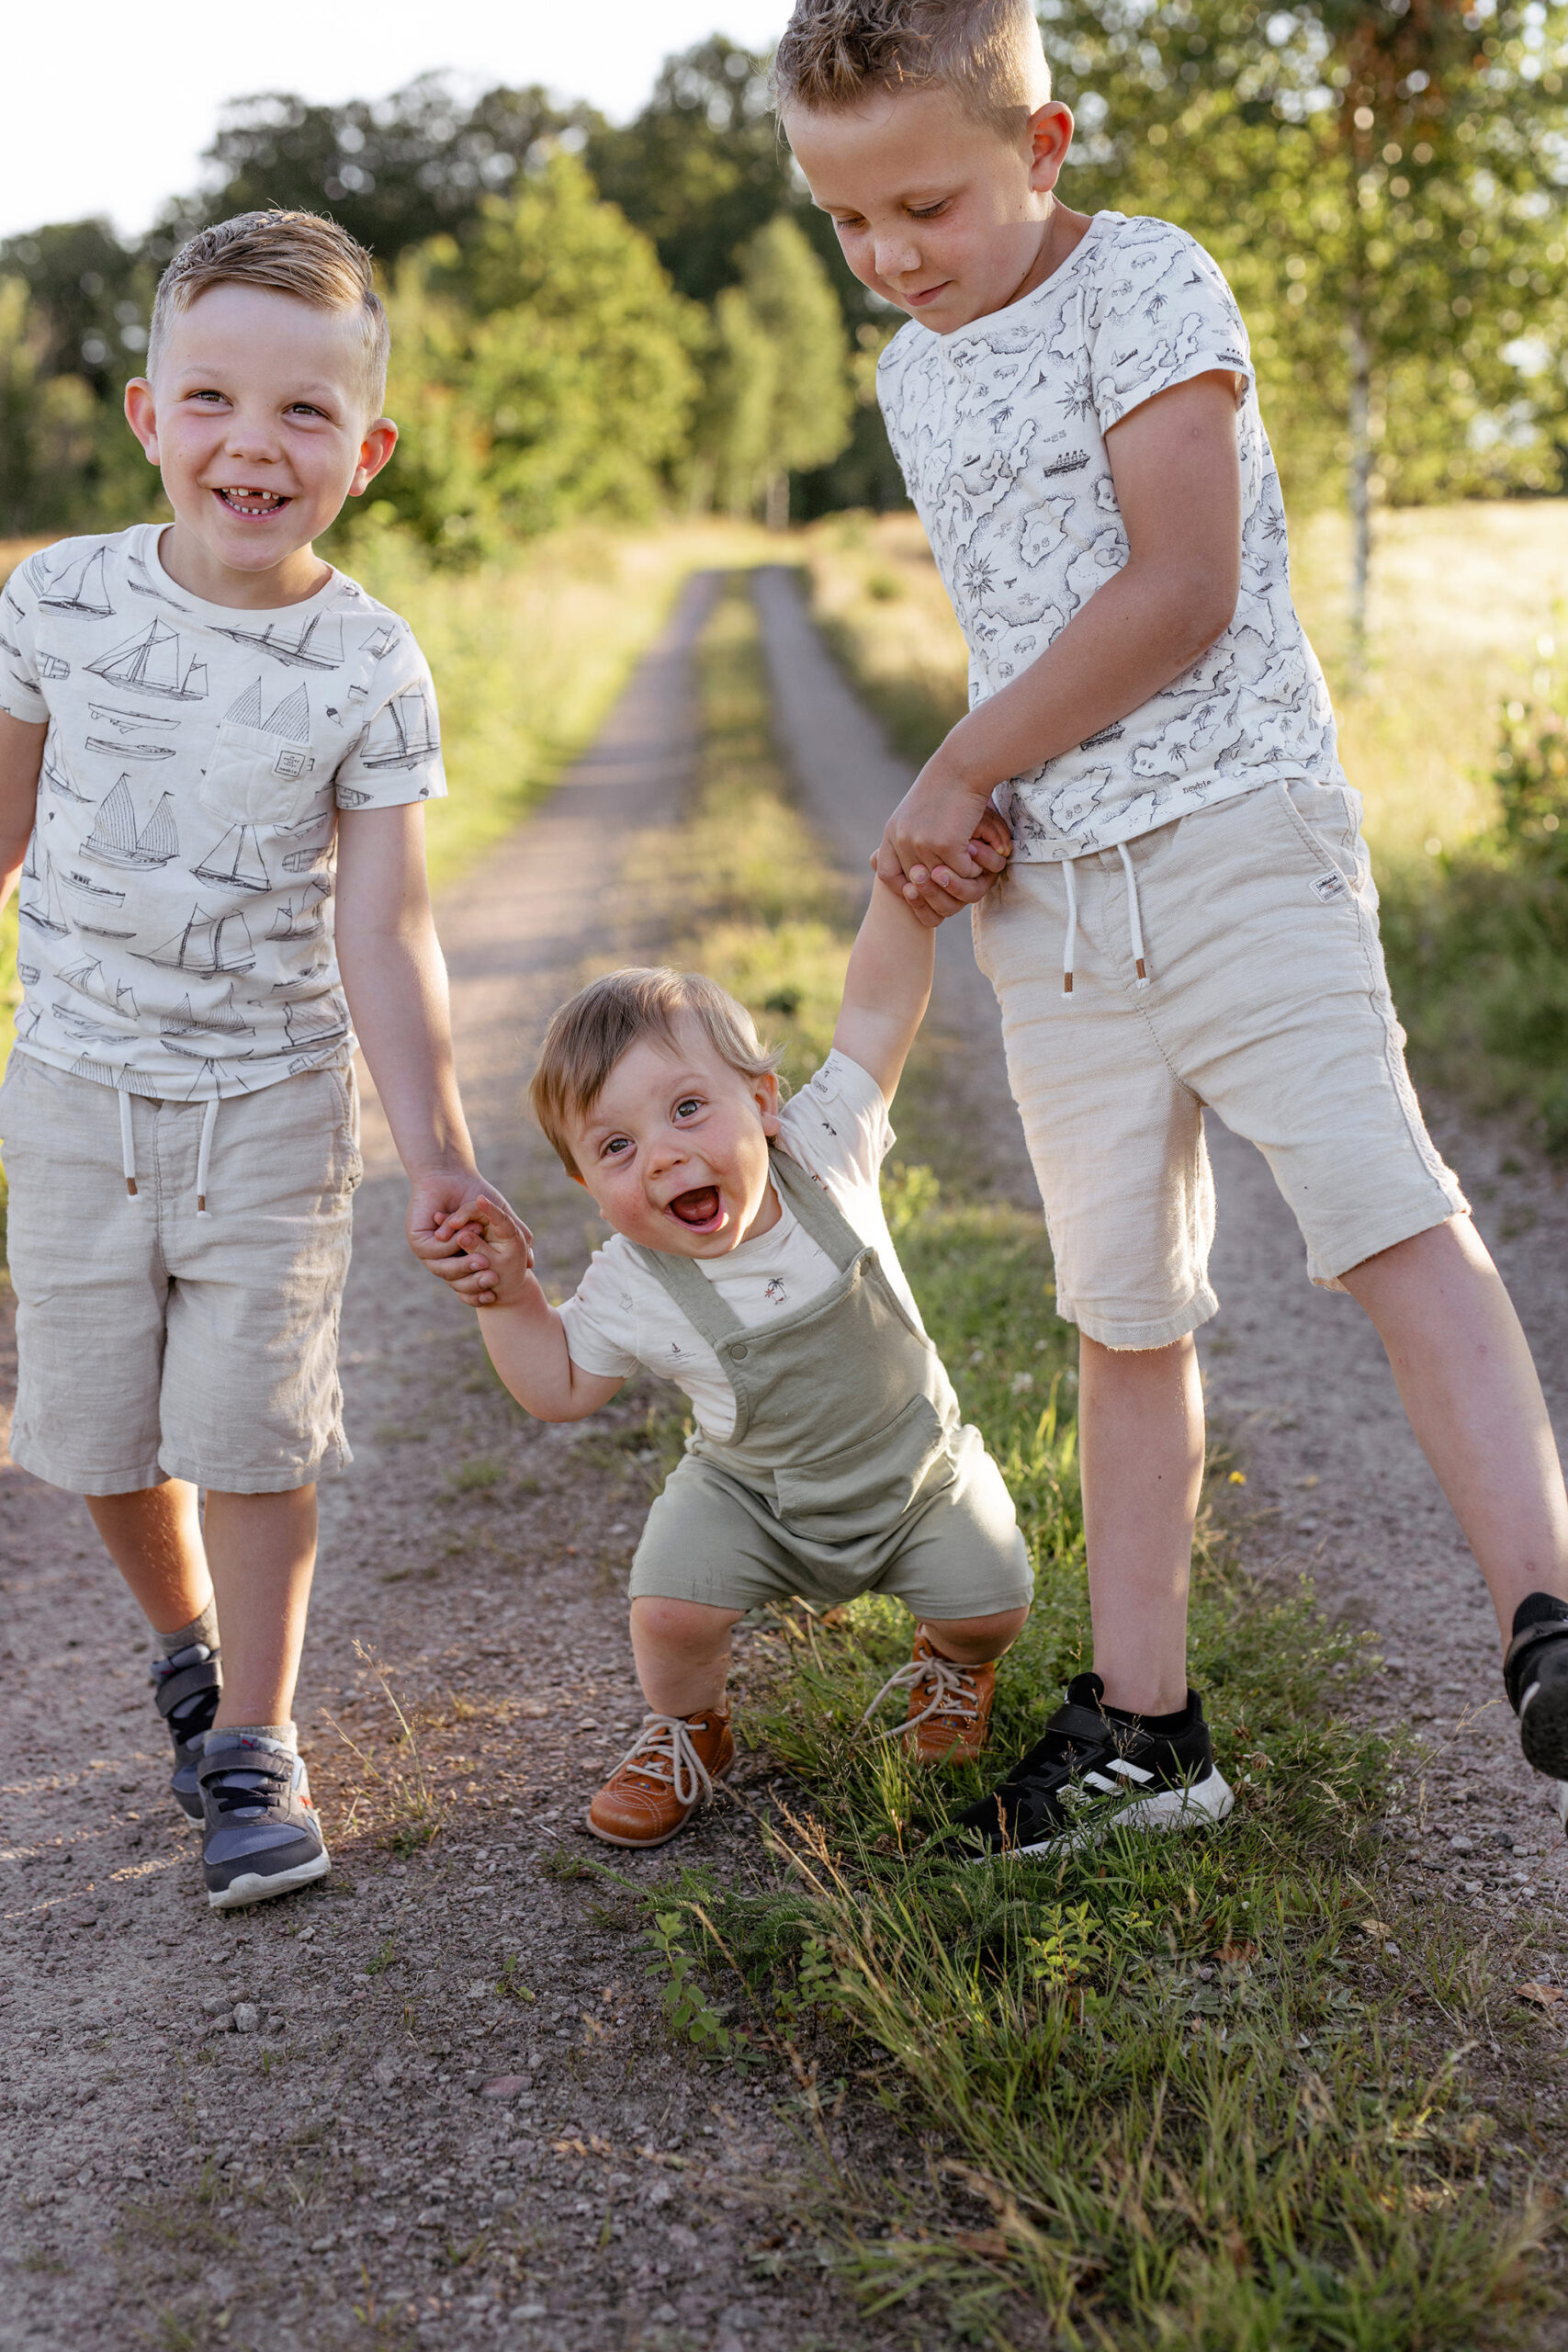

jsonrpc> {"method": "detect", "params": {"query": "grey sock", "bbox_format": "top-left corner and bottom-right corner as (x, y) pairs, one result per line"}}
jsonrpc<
(159, 1597), (220, 1657)
(207, 1722), (298, 1752)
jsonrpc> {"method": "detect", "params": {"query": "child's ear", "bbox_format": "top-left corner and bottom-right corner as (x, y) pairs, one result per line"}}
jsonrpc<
(755, 1070), (784, 1137)
(124, 379), (160, 465)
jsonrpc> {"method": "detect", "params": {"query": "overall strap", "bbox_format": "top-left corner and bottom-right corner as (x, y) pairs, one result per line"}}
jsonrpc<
(766, 1145), (865, 1272)
(628, 1238), (749, 1349)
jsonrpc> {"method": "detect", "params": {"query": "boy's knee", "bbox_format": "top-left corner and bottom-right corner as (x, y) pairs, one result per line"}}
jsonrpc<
(630, 1595), (742, 1651)
(923, 1604), (1030, 1663)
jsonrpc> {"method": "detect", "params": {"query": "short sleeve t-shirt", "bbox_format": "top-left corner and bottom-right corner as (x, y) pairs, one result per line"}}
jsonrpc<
(0, 525), (446, 1100)
(876, 211), (1345, 859)
(558, 1050), (923, 1442)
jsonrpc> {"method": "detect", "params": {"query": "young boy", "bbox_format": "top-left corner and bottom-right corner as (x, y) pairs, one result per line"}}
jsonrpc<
(423, 877), (1069, 1850)
(0, 210), (507, 1907)
(774, 0), (1568, 1858)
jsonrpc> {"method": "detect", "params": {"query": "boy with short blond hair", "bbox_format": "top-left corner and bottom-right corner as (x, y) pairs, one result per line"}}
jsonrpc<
(421, 876), (1080, 1851)
(774, 0), (1568, 1858)
(0, 209), (506, 1906)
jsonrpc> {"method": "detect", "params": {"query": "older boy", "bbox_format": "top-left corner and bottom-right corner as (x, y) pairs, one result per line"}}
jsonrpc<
(0, 210), (505, 1906)
(422, 875), (1062, 1850)
(776, 0), (1568, 1858)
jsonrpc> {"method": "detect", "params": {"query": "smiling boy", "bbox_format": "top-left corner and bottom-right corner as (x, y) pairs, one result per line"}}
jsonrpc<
(0, 210), (506, 1906)
(774, 0), (1568, 1859)
(423, 874), (1048, 1851)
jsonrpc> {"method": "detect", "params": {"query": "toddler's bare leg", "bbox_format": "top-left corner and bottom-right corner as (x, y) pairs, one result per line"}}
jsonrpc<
(197, 1487), (319, 1727)
(921, 1606), (1030, 1664)
(1340, 1216), (1568, 1641)
(630, 1596), (744, 1716)
(1079, 1331), (1204, 1718)
(85, 1480), (211, 1635)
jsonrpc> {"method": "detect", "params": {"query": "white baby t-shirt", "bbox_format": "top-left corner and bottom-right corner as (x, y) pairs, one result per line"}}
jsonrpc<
(557, 1049), (924, 1441)
(876, 210), (1346, 860)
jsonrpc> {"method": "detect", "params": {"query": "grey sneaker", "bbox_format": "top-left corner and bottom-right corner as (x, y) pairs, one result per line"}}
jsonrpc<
(150, 1643), (222, 1823)
(197, 1735), (331, 1910)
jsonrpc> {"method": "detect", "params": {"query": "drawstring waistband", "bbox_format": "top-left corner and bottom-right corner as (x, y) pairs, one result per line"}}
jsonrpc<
(196, 1098), (218, 1218)
(118, 1089), (138, 1198)
(1059, 847), (1152, 997)
(116, 1091), (220, 1216)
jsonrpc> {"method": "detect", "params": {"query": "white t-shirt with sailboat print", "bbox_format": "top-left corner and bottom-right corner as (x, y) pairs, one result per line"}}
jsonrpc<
(0, 525), (446, 1100)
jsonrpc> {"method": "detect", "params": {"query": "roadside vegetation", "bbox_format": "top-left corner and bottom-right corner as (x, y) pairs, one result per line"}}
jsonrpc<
(619, 572), (1561, 2351)
(804, 503), (1568, 1154)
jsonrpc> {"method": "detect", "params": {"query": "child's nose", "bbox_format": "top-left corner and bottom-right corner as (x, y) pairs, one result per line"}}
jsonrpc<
(875, 238), (921, 281)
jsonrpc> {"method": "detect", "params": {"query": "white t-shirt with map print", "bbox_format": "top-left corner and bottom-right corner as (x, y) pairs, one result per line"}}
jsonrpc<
(876, 210), (1346, 860)
(0, 524), (446, 1100)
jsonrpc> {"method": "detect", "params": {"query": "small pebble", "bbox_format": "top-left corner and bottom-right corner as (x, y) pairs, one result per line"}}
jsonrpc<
(200, 1994), (231, 2018)
(233, 2004), (259, 2035)
(1450, 1836), (1475, 1856)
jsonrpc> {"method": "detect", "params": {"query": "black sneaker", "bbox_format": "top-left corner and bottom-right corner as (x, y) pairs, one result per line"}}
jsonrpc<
(149, 1642), (222, 1823)
(197, 1735), (331, 1910)
(942, 1673), (1234, 1861)
(1504, 1595), (1568, 1784)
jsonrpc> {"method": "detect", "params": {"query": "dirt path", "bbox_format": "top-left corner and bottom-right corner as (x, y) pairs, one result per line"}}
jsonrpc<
(0, 572), (919, 2352)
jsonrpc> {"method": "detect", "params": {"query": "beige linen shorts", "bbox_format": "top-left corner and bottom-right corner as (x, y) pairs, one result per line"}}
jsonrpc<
(972, 780), (1466, 1351)
(0, 1053), (361, 1494)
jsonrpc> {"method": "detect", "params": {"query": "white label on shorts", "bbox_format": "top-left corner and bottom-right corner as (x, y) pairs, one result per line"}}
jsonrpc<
(1311, 870), (1348, 902)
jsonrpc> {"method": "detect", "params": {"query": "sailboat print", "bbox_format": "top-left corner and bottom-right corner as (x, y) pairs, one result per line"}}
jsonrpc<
(212, 611), (344, 670)
(59, 955), (139, 1020)
(194, 822), (270, 894)
(87, 619), (208, 702)
(61, 866), (127, 907)
(85, 702), (178, 762)
(361, 621), (400, 662)
(126, 549), (190, 610)
(162, 984), (255, 1041)
(42, 742), (92, 802)
(39, 544), (114, 617)
(37, 651), (70, 679)
(134, 904), (256, 978)
(265, 894), (322, 943)
(18, 845), (69, 937)
(284, 999), (348, 1050)
(359, 687), (438, 770)
(83, 778), (180, 868)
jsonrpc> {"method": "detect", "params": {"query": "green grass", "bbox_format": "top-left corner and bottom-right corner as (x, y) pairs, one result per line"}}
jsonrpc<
(629, 569), (1555, 2351)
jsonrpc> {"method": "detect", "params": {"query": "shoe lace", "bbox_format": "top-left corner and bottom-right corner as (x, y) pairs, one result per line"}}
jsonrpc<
(203, 1753), (290, 1818)
(861, 1653), (980, 1742)
(612, 1716), (717, 1808)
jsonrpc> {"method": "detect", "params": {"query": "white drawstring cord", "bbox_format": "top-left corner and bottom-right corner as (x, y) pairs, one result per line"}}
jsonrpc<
(1061, 855), (1078, 995)
(118, 1090), (138, 1198)
(1118, 842), (1151, 987)
(195, 1097), (219, 1218)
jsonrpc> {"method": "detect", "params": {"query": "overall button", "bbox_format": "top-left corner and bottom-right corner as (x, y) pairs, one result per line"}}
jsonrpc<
(731, 1344), (749, 1359)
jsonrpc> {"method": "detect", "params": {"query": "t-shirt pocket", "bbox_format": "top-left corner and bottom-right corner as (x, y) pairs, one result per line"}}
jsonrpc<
(198, 722), (317, 828)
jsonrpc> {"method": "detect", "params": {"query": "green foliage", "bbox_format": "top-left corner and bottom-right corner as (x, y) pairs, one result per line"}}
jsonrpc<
(644, 1907), (755, 2062)
(692, 217), (854, 520)
(1382, 678), (1568, 1147)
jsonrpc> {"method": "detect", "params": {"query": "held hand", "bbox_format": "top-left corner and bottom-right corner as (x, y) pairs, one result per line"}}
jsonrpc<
(427, 1193), (535, 1310)
(407, 1170), (531, 1309)
(874, 792), (1012, 926)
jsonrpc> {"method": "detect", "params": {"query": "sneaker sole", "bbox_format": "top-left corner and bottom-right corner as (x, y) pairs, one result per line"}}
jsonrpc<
(206, 1848), (332, 1910)
(969, 1765), (1236, 1863)
(1518, 1642), (1568, 1780)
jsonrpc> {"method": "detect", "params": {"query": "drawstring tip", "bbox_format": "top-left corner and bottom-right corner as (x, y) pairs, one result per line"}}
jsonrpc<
(125, 1177), (138, 1197)
(1135, 958), (1148, 982)
(197, 1197), (209, 1217)
(1062, 974), (1074, 996)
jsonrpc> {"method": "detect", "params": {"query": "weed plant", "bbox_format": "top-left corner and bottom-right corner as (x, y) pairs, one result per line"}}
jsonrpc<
(638, 570), (1550, 2350)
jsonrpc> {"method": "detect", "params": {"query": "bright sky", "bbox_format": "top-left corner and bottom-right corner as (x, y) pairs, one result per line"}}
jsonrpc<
(3, 0), (790, 243)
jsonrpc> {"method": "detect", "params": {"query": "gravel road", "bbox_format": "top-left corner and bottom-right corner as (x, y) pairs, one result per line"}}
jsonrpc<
(4, 563), (1567, 2350)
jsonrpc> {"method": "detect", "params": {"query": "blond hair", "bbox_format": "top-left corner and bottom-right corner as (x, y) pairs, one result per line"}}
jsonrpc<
(531, 968), (784, 1179)
(147, 209), (390, 417)
(773, 0), (1049, 133)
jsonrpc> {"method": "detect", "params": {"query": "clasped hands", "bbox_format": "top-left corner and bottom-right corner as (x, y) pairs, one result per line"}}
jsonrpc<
(874, 757), (1012, 925)
(408, 1177), (533, 1309)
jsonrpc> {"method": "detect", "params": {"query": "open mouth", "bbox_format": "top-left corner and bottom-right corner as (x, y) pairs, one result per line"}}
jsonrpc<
(214, 486), (289, 518)
(668, 1185), (722, 1230)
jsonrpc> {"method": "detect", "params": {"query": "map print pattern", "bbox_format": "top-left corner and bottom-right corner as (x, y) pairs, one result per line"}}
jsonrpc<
(0, 525), (446, 1099)
(876, 212), (1346, 860)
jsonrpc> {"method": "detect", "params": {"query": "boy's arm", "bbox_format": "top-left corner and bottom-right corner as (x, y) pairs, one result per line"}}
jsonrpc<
(831, 876), (934, 1108)
(877, 371), (1244, 923)
(436, 1195), (625, 1422)
(0, 711), (45, 908)
(333, 802), (519, 1266)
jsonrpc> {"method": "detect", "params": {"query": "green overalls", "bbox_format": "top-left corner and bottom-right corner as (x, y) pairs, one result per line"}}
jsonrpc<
(626, 1150), (1032, 1620)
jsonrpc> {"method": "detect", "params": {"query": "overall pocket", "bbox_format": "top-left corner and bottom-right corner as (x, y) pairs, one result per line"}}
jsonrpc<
(773, 1391), (953, 1546)
(198, 722), (318, 829)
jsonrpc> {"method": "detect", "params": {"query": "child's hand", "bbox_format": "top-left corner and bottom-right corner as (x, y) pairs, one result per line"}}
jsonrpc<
(873, 797), (1011, 926)
(416, 1193), (534, 1309)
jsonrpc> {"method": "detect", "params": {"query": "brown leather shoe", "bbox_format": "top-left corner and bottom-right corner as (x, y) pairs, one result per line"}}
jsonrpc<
(861, 1627), (998, 1764)
(586, 1708), (735, 1849)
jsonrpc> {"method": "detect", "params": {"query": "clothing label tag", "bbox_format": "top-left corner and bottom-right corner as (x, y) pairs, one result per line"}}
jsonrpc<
(1311, 870), (1348, 902)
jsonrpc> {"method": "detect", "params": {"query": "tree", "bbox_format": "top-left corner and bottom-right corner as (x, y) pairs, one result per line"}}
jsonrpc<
(368, 155), (701, 555)
(160, 75), (604, 267)
(1039, 2), (1568, 673)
